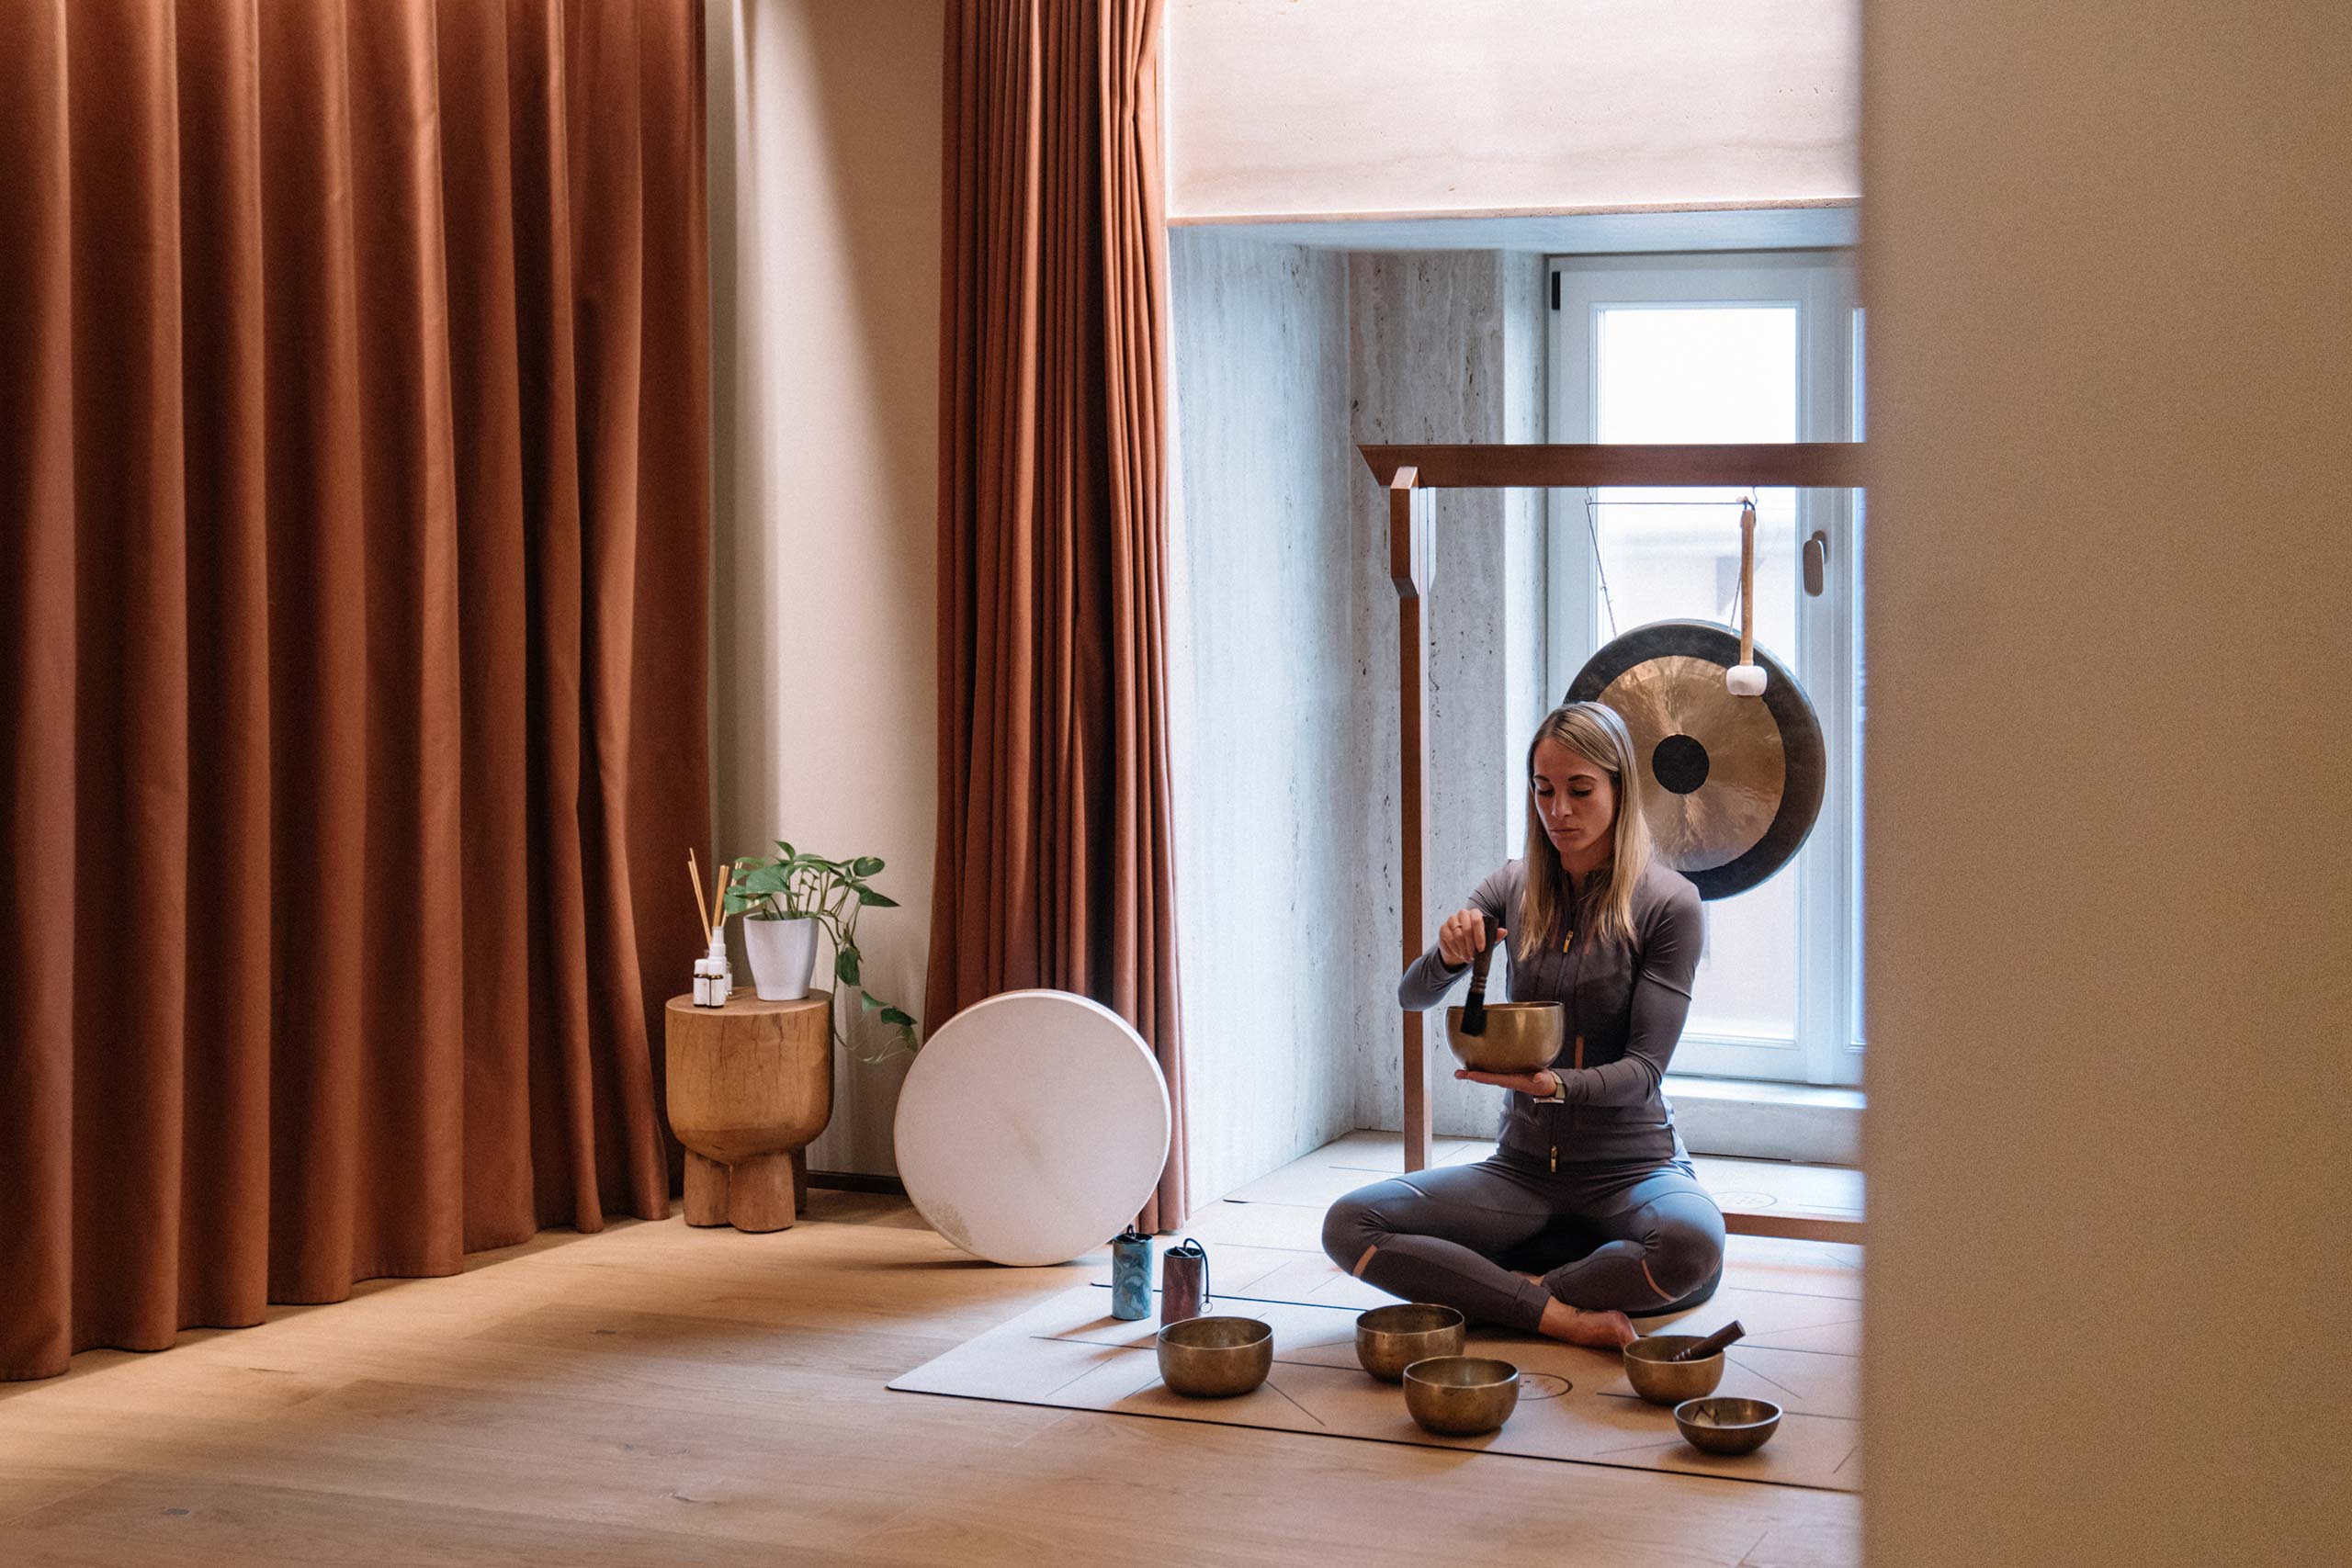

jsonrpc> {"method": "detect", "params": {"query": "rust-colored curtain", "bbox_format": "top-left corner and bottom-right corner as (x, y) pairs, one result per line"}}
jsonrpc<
(0, 0), (710, 1382)
(930, 0), (1185, 1229)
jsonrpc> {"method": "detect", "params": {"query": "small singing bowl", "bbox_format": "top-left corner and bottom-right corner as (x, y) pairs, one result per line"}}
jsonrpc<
(1156, 1315), (1273, 1398)
(1354, 1303), (1467, 1382)
(1622, 1335), (1728, 1406)
(1401, 1355), (1521, 1436)
(1673, 1396), (1782, 1456)
(1443, 1001), (1565, 1075)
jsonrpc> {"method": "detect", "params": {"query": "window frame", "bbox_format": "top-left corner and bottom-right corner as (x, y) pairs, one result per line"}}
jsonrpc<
(1545, 250), (1865, 1088)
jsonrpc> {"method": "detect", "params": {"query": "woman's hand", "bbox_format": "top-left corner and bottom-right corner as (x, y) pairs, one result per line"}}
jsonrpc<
(1454, 1067), (1560, 1099)
(1437, 910), (1505, 968)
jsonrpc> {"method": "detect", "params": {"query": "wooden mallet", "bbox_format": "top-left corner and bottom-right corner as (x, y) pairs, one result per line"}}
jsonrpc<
(1726, 499), (1767, 697)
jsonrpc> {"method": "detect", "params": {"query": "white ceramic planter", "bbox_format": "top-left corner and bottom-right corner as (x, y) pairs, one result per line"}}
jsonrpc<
(741, 916), (820, 1001)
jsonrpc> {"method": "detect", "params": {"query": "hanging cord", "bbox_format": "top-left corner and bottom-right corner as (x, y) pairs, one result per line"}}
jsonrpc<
(1582, 491), (1765, 641)
(1580, 488), (1620, 642)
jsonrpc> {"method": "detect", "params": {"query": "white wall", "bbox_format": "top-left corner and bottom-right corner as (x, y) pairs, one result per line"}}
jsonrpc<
(1165, 0), (1860, 220)
(707, 0), (944, 1177)
(1863, 1), (2349, 1562)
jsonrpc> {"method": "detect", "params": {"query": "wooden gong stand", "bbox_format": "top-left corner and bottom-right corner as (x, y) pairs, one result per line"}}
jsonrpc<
(1361, 442), (1868, 1246)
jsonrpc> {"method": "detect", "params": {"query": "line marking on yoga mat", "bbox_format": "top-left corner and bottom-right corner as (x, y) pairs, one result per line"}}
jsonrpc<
(1044, 1351), (1143, 1399)
(1721, 1340), (1857, 1359)
(1594, 1436), (1690, 1457)
(1725, 1355), (1804, 1403)
(1258, 1377), (1329, 1428)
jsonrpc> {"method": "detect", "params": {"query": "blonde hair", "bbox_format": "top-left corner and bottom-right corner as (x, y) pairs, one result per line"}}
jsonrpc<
(1517, 702), (1654, 954)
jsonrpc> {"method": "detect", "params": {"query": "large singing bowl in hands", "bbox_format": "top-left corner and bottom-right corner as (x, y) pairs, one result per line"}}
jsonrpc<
(1444, 1001), (1565, 1075)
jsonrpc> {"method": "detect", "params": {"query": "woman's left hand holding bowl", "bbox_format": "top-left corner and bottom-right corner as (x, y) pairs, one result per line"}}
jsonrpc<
(1453, 1066), (1559, 1098)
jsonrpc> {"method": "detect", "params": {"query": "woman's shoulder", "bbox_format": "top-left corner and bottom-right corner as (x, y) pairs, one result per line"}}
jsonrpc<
(1634, 860), (1703, 922)
(1473, 858), (1529, 905)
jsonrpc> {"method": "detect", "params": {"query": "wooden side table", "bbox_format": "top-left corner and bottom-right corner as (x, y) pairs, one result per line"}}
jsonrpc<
(663, 991), (833, 1232)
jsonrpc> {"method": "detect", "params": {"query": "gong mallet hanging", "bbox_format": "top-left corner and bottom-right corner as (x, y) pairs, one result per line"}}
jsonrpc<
(1726, 499), (1767, 698)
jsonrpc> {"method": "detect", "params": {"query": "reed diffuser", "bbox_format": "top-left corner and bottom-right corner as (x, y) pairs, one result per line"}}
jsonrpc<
(688, 850), (733, 1007)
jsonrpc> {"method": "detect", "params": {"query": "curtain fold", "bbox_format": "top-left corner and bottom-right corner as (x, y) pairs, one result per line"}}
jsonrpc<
(930, 0), (1185, 1230)
(0, 0), (710, 1382)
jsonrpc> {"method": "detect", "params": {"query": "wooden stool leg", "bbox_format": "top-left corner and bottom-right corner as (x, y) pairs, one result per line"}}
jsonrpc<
(791, 1146), (809, 1219)
(684, 1150), (729, 1226)
(727, 1152), (796, 1233)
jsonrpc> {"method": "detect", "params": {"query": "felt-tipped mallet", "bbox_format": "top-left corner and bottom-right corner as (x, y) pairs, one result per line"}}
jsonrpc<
(1668, 1320), (1747, 1363)
(1726, 499), (1767, 698)
(1460, 915), (1500, 1035)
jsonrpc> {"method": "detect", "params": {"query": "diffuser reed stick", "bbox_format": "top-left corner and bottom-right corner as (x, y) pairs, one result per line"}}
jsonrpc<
(689, 850), (711, 942)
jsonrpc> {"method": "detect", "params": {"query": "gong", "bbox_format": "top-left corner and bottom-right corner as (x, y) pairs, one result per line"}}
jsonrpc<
(1565, 620), (1825, 899)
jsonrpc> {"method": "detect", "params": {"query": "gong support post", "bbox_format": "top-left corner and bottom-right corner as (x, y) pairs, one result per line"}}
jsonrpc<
(1389, 467), (1437, 1174)
(1370, 439), (1866, 1188)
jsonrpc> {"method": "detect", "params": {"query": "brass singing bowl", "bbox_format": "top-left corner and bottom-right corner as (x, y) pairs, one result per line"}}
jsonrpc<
(1623, 1335), (1728, 1406)
(1443, 1001), (1565, 1075)
(1673, 1396), (1782, 1456)
(1354, 1303), (1467, 1382)
(1402, 1355), (1521, 1436)
(1155, 1315), (1273, 1398)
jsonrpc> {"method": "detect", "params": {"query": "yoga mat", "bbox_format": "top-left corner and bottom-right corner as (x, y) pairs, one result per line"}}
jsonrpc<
(889, 1280), (1860, 1493)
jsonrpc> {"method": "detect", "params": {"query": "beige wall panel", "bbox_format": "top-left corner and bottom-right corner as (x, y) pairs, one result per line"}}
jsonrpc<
(708, 0), (945, 1177)
(1862, 2), (2349, 1562)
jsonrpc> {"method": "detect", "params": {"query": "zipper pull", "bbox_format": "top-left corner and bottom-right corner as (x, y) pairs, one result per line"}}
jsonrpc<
(1549, 1144), (1557, 1174)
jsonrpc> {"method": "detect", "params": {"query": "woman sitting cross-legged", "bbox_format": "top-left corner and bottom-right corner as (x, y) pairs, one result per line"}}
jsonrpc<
(1322, 701), (1726, 1349)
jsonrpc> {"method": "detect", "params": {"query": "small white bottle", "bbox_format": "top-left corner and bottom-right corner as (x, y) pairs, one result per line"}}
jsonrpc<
(694, 927), (731, 1007)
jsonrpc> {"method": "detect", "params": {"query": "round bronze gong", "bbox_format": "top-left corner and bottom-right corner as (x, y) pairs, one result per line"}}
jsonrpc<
(1565, 621), (1825, 900)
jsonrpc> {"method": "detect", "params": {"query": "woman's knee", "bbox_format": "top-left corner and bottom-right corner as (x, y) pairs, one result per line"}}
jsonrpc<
(1320, 1182), (1398, 1272)
(1642, 1196), (1727, 1295)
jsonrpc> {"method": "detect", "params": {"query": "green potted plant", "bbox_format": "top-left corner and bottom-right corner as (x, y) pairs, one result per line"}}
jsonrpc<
(725, 842), (919, 1055)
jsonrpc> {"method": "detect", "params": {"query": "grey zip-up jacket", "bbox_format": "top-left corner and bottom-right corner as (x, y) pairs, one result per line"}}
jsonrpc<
(1398, 858), (1704, 1168)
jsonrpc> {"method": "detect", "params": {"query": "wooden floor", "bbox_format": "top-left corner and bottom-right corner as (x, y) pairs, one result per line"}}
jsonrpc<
(0, 1190), (1859, 1566)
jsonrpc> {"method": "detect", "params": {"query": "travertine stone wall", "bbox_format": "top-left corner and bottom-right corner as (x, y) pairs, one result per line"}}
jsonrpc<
(1344, 252), (1547, 1139)
(1172, 241), (1549, 1180)
(1166, 230), (1359, 1212)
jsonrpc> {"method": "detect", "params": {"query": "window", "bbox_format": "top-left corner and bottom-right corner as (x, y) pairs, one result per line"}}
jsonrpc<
(1548, 252), (1864, 1086)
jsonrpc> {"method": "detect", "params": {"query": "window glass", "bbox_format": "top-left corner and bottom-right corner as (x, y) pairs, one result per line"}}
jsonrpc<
(1592, 304), (1799, 1043)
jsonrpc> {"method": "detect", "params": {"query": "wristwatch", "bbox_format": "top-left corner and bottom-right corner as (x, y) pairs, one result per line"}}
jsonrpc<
(1532, 1070), (1566, 1103)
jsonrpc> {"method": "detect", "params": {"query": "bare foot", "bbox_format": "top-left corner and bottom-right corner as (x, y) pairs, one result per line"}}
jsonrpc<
(1537, 1296), (1637, 1348)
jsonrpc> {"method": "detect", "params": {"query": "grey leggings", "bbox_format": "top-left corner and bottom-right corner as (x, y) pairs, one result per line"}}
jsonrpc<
(1321, 1154), (1726, 1333)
